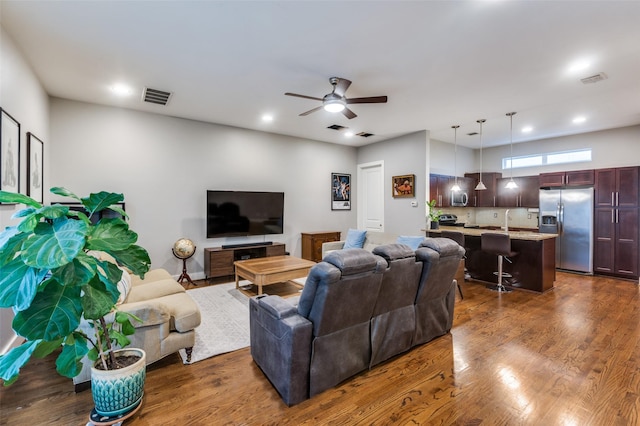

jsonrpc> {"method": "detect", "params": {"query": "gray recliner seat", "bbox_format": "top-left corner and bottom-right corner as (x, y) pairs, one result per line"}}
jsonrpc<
(369, 243), (423, 367)
(413, 238), (465, 346)
(249, 248), (386, 406)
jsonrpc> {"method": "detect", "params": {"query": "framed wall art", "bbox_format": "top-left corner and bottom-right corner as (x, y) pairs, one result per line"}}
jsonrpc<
(331, 173), (351, 210)
(27, 132), (44, 203)
(392, 174), (415, 198)
(1, 108), (20, 199)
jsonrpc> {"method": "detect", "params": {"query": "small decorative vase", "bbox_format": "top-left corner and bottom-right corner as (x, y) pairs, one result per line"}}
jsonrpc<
(430, 221), (440, 230)
(91, 348), (146, 417)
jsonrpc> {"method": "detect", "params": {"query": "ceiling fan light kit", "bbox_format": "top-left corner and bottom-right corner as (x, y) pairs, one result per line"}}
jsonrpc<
(285, 76), (387, 120)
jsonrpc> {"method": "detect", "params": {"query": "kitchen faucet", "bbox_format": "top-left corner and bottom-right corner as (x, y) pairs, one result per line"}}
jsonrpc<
(504, 209), (510, 232)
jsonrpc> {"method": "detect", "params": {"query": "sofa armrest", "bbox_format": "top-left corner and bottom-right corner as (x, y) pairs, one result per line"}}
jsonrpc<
(249, 295), (313, 405)
(118, 300), (171, 328)
(321, 240), (345, 259)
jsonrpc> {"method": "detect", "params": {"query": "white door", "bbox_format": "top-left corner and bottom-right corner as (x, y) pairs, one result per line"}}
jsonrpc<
(358, 161), (384, 232)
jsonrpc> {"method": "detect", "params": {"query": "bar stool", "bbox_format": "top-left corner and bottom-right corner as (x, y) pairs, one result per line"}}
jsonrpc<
(441, 230), (465, 299)
(481, 232), (517, 293)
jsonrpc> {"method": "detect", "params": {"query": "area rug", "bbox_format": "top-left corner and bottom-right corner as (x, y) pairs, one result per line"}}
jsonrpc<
(178, 281), (251, 364)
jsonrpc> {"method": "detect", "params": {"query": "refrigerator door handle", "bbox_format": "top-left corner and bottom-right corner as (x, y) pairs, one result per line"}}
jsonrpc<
(557, 203), (563, 234)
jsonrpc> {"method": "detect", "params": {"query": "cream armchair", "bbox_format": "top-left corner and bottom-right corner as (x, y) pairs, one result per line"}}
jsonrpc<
(73, 265), (201, 390)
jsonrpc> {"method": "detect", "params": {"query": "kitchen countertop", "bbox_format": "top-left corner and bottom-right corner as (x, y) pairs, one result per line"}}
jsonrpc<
(429, 226), (558, 241)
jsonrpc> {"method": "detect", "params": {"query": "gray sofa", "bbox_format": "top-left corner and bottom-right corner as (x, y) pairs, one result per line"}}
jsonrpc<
(249, 238), (464, 405)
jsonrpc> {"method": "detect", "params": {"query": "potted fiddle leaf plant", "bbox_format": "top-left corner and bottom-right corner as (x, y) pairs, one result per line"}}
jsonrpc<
(427, 199), (442, 229)
(0, 187), (151, 418)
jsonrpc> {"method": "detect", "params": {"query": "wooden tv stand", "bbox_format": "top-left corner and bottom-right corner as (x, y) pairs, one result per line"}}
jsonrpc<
(204, 242), (286, 279)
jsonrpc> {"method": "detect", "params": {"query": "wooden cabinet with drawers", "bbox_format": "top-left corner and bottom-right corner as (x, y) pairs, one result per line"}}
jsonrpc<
(301, 231), (341, 262)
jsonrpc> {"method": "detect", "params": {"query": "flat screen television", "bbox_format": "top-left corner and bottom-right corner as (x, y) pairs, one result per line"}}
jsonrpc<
(206, 190), (284, 238)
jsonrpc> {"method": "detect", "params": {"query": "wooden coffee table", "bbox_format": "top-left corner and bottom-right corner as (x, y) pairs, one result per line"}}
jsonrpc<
(234, 255), (316, 295)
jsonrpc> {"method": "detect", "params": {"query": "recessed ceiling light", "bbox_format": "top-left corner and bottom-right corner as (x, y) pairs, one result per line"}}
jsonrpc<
(262, 114), (274, 122)
(344, 131), (354, 137)
(521, 126), (533, 133)
(110, 83), (132, 96)
(567, 59), (591, 74)
(573, 116), (586, 124)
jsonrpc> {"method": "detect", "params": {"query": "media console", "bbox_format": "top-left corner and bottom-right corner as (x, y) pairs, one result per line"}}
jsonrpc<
(204, 242), (286, 279)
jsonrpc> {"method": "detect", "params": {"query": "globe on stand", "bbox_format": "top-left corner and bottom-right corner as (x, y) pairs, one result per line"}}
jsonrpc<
(172, 238), (196, 285)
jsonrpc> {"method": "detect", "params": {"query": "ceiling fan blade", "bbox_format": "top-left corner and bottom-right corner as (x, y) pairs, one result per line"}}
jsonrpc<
(285, 92), (323, 101)
(346, 96), (388, 104)
(333, 78), (352, 97)
(342, 107), (357, 119)
(299, 106), (324, 116)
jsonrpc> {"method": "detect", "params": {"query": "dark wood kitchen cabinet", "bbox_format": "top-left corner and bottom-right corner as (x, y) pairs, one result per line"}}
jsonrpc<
(539, 169), (594, 187)
(465, 172), (502, 207)
(429, 174), (452, 207)
(593, 167), (639, 279)
(496, 176), (540, 207)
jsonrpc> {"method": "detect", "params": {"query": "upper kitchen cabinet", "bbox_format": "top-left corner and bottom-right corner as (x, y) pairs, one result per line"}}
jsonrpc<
(595, 167), (639, 207)
(496, 176), (540, 207)
(539, 170), (594, 187)
(465, 172), (502, 207)
(429, 174), (452, 207)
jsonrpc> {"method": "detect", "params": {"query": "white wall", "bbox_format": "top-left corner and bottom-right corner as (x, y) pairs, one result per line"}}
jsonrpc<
(429, 138), (475, 178)
(357, 131), (428, 236)
(0, 26), (50, 354)
(479, 125), (640, 177)
(50, 99), (358, 278)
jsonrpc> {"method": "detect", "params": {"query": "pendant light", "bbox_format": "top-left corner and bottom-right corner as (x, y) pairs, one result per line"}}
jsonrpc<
(451, 125), (461, 192)
(505, 112), (518, 189)
(475, 119), (487, 190)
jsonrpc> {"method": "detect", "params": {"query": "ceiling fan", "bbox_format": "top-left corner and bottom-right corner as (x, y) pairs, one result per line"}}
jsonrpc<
(285, 77), (387, 119)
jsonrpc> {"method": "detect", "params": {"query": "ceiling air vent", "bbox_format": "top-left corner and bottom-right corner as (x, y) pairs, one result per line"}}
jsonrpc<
(581, 72), (608, 84)
(467, 132), (479, 136)
(356, 132), (374, 138)
(327, 124), (347, 131)
(143, 87), (172, 105)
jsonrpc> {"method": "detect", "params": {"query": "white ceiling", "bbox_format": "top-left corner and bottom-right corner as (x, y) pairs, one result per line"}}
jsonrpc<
(2, 1), (639, 148)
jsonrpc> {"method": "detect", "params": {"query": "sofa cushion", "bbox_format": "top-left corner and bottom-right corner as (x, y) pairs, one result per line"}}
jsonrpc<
(396, 236), (426, 250)
(373, 243), (416, 261)
(343, 229), (367, 249)
(323, 248), (381, 276)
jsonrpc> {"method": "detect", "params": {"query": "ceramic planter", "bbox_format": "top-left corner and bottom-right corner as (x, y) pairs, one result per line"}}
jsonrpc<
(91, 348), (146, 417)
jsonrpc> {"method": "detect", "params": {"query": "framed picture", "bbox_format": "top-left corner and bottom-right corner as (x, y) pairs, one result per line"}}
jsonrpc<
(1, 108), (20, 199)
(27, 132), (44, 203)
(331, 173), (351, 210)
(392, 174), (415, 198)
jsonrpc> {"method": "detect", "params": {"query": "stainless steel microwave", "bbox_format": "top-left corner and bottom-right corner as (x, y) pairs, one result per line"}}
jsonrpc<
(451, 191), (468, 207)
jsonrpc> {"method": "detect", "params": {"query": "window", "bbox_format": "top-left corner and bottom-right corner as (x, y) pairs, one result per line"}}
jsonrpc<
(503, 148), (592, 170)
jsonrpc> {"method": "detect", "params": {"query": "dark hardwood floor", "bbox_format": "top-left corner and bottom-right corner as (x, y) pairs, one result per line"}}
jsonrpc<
(1, 272), (639, 425)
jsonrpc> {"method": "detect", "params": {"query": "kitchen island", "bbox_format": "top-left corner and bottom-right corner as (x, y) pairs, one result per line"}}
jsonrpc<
(429, 226), (558, 293)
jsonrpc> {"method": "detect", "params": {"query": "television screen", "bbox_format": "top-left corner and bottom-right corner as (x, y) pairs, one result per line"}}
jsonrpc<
(206, 190), (284, 238)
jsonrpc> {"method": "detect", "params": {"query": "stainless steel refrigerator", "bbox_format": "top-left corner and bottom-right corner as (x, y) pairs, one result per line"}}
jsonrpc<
(539, 187), (594, 273)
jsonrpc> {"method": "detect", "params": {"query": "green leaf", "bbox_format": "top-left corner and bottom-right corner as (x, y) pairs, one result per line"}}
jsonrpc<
(81, 192), (124, 217)
(32, 338), (64, 359)
(0, 340), (41, 384)
(107, 204), (128, 220)
(39, 204), (70, 220)
(82, 276), (117, 320)
(16, 212), (40, 233)
(109, 329), (131, 348)
(0, 191), (42, 208)
(0, 228), (24, 266)
(108, 245), (151, 279)
(13, 280), (83, 341)
(52, 256), (98, 288)
(0, 258), (47, 311)
(86, 218), (137, 251)
(50, 187), (80, 200)
(21, 218), (88, 269)
(56, 338), (89, 378)
(12, 207), (36, 218)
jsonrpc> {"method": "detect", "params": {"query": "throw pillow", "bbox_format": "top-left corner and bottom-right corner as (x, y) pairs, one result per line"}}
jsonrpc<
(343, 229), (367, 249)
(396, 235), (425, 250)
(116, 267), (132, 305)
